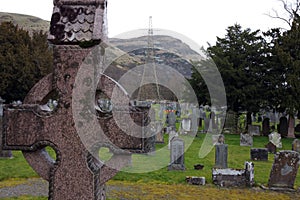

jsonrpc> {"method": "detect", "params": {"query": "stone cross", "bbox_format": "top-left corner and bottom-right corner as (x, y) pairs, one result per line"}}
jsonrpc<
(2, 1), (153, 199)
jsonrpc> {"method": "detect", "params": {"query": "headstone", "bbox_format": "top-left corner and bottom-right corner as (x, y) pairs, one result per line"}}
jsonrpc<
(168, 130), (178, 149)
(240, 132), (253, 146)
(212, 162), (254, 187)
(154, 121), (164, 143)
(204, 118), (210, 133)
(215, 144), (228, 169)
(168, 137), (185, 171)
(262, 118), (270, 136)
(190, 113), (199, 134)
(212, 134), (225, 145)
(269, 131), (282, 148)
(251, 148), (268, 161)
(292, 139), (300, 153)
(268, 151), (300, 189)
(186, 176), (205, 185)
(279, 116), (288, 137)
(166, 111), (176, 129)
(248, 125), (260, 136)
(181, 118), (191, 133)
(1, 1), (154, 199)
(0, 97), (5, 117)
(0, 117), (13, 158)
(265, 142), (277, 154)
(287, 116), (296, 138)
(294, 124), (300, 133)
(210, 112), (217, 129)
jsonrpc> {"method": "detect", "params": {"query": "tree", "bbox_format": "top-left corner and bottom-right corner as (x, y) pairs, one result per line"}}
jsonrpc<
(0, 22), (52, 102)
(207, 24), (267, 117)
(267, 0), (300, 28)
(274, 15), (300, 114)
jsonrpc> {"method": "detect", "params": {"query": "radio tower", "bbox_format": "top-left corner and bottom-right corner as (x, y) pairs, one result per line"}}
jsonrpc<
(137, 16), (161, 102)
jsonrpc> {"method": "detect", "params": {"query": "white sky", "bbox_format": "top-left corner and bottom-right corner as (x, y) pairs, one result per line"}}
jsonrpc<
(0, 0), (290, 47)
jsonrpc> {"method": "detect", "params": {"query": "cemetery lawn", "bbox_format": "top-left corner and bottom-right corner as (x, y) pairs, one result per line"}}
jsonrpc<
(1, 134), (300, 199)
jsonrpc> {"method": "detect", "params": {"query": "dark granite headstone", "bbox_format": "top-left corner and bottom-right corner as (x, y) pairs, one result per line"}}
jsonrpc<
(279, 117), (288, 137)
(262, 118), (270, 136)
(251, 148), (268, 161)
(215, 144), (228, 168)
(268, 151), (300, 189)
(166, 111), (176, 129)
(168, 137), (185, 171)
(265, 142), (277, 154)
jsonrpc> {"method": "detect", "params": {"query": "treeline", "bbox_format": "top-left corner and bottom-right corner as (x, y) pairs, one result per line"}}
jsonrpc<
(190, 14), (300, 120)
(0, 22), (52, 102)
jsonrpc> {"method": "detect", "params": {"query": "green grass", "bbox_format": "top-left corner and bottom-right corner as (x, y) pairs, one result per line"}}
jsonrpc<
(112, 134), (300, 187)
(1, 134), (300, 200)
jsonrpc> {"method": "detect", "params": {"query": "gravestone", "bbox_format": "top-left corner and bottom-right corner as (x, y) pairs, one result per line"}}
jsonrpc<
(190, 113), (199, 134)
(166, 111), (176, 129)
(168, 130), (178, 149)
(248, 125), (260, 136)
(186, 176), (205, 185)
(279, 117), (288, 137)
(240, 132), (253, 146)
(269, 131), (282, 148)
(181, 118), (191, 134)
(1, 1), (154, 199)
(215, 144), (228, 169)
(251, 148), (268, 161)
(0, 117), (13, 158)
(262, 118), (270, 136)
(292, 139), (300, 153)
(204, 118), (210, 133)
(265, 142), (277, 154)
(287, 116), (296, 138)
(168, 137), (185, 171)
(0, 97), (4, 117)
(212, 134), (225, 145)
(212, 162), (254, 187)
(268, 151), (300, 189)
(154, 121), (164, 143)
(295, 124), (300, 133)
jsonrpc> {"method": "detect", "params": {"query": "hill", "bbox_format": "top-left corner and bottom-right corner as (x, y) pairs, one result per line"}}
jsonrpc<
(0, 12), (49, 34)
(0, 12), (201, 100)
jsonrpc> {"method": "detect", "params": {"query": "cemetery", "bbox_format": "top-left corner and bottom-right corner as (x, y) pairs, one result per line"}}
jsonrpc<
(1, 0), (300, 199)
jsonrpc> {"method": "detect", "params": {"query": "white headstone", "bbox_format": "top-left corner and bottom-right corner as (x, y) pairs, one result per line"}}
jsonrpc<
(269, 131), (282, 148)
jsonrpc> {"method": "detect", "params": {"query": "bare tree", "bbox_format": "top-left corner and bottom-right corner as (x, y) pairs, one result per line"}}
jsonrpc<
(266, 0), (300, 28)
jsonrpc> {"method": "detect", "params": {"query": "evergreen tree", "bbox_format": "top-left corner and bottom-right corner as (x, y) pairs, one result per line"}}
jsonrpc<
(0, 22), (52, 102)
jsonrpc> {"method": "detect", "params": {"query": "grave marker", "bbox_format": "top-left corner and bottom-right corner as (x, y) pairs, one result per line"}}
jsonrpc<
(240, 132), (253, 147)
(215, 144), (228, 169)
(268, 151), (300, 189)
(251, 148), (268, 161)
(279, 117), (288, 137)
(1, 1), (154, 199)
(168, 137), (185, 171)
(262, 118), (270, 136)
(292, 139), (300, 153)
(248, 125), (260, 136)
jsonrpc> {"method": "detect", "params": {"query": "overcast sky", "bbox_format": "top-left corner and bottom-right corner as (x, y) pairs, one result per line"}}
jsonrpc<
(0, 0), (290, 47)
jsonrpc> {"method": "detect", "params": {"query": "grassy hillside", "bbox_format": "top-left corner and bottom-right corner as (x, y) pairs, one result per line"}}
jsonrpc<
(0, 12), (49, 34)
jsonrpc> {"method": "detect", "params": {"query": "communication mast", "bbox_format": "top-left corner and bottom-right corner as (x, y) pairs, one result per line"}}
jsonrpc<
(137, 16), (161, 102)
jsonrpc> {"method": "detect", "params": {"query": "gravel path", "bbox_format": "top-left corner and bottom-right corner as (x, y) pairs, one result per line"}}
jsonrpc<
(0, 178), (48, 198)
